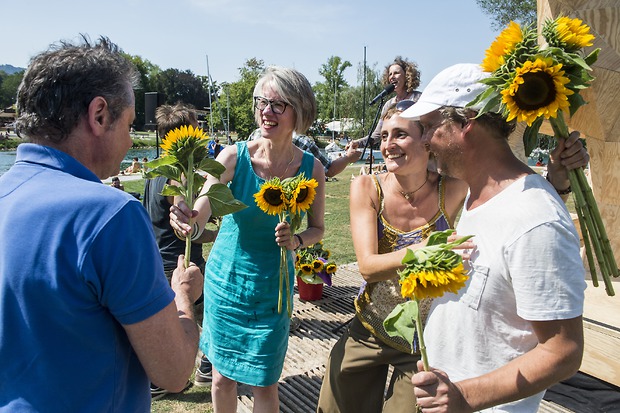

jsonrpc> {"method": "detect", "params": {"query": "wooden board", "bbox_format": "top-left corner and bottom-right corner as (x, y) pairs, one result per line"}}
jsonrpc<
(580, 280), (620, 387)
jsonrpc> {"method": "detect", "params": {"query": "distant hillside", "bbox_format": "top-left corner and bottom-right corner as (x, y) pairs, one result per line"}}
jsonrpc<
(0, 64), (25, 75)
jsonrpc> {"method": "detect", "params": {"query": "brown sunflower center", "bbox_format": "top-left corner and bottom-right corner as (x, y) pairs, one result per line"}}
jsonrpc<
(264, 188), (284, 206)
(296, 187), (309, 203)
(513, 72), (556, 111)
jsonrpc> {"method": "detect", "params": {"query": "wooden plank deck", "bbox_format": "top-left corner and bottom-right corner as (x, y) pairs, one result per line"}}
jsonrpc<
(235, 263), (574, 413)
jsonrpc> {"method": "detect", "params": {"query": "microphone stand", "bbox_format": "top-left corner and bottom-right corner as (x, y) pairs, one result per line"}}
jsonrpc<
(361, 97), (386, 173)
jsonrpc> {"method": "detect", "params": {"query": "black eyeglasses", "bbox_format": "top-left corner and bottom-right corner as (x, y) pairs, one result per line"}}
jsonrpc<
(253, 96), (289, 115)
(395, 100), (415, 112)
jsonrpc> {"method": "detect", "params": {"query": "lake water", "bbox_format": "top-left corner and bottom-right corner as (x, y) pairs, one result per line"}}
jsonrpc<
(0, 146), (545, 177)
(0, 148), (159, 178)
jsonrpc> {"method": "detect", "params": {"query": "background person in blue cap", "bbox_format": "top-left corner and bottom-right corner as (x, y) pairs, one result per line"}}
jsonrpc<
(401, 63), (586, 413)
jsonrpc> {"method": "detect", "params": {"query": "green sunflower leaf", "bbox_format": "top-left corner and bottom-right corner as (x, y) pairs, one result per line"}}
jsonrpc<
(204, 183), (248, 217)
(383, 301), (418, 346)
(160, 184), (185, 197)
(196, 158), (226, 179)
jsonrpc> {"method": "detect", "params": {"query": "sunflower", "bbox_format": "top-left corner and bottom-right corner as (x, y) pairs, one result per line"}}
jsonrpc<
(501, 57), (573, 126)
(254, 182), (287, 215)
(482, 21), (523, 72)
(300, 263), (314, 276)
(160, 125), (209, 158)
(544, 16), (595, 52)
(289, 178), (318, 214)
(325, 263), (337, 274)
(312, 259), (325, 273)
(400, 263), (468, 301)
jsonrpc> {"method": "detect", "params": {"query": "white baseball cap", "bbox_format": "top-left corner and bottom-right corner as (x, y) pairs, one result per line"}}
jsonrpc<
(401, 63), (490, 120)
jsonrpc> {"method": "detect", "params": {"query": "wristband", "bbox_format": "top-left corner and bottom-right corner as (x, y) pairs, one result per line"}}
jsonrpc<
(190, 222), (205, 241)
(294, 234), (304, 250)
(546, 175), (572, 195)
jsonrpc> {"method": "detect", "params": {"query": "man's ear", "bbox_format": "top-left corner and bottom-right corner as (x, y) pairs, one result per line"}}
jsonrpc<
(87, 96), (109, 136)
(462, 118), (476, 137)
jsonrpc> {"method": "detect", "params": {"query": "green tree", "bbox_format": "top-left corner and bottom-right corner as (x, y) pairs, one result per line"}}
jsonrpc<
(315, 56), (352, 123)
(337, 62), (383, 138)
(0, 70), (24, 109)
(153, 68), (211, 110)
(475, 0), (536, 30)
(213, 58), (265, 141)
(122, 54), (161, 130)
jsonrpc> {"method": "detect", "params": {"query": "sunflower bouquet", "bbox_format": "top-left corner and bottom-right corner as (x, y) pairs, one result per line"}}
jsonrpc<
(144, 125), (246, 267)
(254, 173), (318, 316)
(295, 241), (337, 286)
(470, 17), (618, 296)
(383, 229), (472, 370)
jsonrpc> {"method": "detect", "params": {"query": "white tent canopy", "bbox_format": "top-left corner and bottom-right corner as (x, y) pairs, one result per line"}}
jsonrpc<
(325, 118), (359, 132)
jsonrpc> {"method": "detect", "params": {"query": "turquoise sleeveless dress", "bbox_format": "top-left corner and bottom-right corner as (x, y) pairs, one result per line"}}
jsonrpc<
(200, 142), (315, 386)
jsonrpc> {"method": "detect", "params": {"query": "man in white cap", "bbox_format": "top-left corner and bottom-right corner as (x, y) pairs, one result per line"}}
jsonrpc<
(401, 63), (586, 413)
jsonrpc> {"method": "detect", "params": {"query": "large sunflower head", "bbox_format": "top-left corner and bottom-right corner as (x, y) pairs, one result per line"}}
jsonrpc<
(482, 21), (524, 73)
(500, 57), (573, 126)
(254, 180), (287, 215)
(399, 263), (468, 301)
(289, 177), (318, 214)
(160, 125), (209, 161)
(543, 16), (595, 52)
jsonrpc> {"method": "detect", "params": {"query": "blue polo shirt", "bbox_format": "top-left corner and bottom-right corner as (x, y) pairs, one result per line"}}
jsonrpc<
(0, 144), (175, 412)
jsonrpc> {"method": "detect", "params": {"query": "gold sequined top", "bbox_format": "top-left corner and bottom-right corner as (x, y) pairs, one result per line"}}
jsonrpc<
(354, 174), (450, 353)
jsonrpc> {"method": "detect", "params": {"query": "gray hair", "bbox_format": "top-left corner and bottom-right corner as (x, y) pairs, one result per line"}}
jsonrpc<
(438, 106), (516, 140)
(253, 66), (316, 134)
(16, 35), (140, 143)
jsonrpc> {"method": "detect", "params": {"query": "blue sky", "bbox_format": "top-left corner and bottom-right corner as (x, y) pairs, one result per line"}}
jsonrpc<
(3, 0), (499, 88)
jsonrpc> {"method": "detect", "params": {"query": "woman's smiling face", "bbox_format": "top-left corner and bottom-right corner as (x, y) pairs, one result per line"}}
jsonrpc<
(257, 84), (296, 141)
(380, 114), (428, 173)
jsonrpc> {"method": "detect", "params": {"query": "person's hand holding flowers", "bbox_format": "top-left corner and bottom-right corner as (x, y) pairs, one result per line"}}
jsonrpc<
(254, 173), (318, 316)
(145, 125), (246, 267)
(383, 229), (473, 370)
(470, 16), (618, 295)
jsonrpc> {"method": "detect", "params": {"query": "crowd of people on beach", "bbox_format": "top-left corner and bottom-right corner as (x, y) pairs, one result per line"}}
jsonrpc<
(0, 34), (592, 413)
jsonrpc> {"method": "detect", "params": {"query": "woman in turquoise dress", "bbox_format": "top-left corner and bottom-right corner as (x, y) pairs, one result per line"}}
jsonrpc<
(170, 66), (325, 413)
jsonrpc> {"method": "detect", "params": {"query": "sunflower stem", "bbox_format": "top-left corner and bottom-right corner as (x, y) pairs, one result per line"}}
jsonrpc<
(184, 153), (194, 269)
(550, 114), (617, 296)
(285, 248), (292, 317)
(574, 199), (599, 287)
(414, 299), (429, 371)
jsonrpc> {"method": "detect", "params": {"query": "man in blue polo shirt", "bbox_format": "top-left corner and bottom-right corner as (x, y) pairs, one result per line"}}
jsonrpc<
(0, 36), (203, 412)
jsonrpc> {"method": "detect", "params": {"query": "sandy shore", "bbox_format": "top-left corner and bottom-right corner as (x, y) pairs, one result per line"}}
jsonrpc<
(101, 172), (144, 184)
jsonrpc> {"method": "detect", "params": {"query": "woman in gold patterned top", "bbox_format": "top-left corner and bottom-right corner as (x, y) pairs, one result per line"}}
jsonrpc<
(317, 101), (471, 413)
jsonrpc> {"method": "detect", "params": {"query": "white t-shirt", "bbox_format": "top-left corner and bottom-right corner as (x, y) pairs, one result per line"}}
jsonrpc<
(424, 174), (586, 413)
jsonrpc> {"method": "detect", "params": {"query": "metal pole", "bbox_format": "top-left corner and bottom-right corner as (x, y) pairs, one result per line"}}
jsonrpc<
(362, 46), (367, 132)
(332, 77), (336, 141)
(226, 84), (231, 144)
(206, 55), (214, 136)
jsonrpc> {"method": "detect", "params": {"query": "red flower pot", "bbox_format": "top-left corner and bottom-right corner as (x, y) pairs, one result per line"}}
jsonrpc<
(297, 276), (323, 301)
